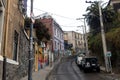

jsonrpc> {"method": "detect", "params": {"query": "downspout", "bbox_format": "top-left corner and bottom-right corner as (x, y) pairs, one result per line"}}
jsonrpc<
(2, 0), (10, 80)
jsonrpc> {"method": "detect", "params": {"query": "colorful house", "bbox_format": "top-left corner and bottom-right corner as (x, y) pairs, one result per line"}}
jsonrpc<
(38, 13), (65, 60)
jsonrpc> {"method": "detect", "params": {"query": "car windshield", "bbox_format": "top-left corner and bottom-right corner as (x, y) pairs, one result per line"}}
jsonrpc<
(86, 58), (98, 63)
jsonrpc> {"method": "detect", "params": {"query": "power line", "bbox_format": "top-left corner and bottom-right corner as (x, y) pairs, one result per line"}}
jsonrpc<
(27, 6), (83, 28)
(27, 6), (77, 20)
(27, 6), (86, 29)
(60, 25), (78, 27)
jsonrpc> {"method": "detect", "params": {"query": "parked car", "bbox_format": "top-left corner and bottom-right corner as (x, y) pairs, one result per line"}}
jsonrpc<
(81, 57), (100, 72)
(76, 54), (84, 68)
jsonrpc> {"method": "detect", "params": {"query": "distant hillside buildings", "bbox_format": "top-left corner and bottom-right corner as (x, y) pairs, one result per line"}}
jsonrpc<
(38, 13), (85, 55)
(64, 31), (84, 54)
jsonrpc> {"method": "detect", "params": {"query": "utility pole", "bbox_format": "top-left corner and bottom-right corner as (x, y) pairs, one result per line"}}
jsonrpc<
(83, 18), (89, 56)
(76, 18), (88, 55)
(98, 1), (109, 72)
(85, 0), (109, 72)
(28, 0), (34, 80)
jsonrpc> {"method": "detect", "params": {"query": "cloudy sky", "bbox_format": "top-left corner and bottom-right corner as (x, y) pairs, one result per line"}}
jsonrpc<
(27, 0), (109, 33)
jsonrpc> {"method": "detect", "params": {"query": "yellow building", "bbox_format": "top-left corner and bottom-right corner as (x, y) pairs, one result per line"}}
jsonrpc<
(64, 31), (84, 53)
(34, 42), (39, 71)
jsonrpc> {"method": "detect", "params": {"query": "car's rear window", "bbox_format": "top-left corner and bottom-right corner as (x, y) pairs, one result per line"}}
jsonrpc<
(86, 58), (98, 63)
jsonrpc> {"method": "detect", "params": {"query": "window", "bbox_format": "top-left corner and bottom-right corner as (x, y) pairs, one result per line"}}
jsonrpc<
(13, 31), (19, 61)
(55, 28), (57, 36)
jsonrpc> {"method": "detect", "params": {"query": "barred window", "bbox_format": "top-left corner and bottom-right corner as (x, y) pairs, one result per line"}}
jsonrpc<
(13, 31), (19, 61)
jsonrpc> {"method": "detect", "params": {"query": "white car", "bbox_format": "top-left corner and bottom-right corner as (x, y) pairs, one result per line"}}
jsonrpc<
(76, 55), (83, 68)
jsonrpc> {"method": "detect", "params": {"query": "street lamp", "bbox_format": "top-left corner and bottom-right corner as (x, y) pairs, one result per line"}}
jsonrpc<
(85, 0), (109, 72)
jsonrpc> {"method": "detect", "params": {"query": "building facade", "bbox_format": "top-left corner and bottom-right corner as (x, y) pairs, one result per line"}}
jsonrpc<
(0, 0), (29, 80)
(53, 20), (64, 57)
(64, 31), (84, 54)
(109, 0), (120, 12)
(39, 14), (64, 59)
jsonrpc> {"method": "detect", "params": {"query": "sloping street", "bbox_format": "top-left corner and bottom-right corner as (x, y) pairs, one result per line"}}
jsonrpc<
(47, 56), (119, 80)
(1, 0), (120, 80)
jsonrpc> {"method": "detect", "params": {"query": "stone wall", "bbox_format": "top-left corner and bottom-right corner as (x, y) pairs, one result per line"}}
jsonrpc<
(0, 30), (30, 80)
(0, 61), (3, 80)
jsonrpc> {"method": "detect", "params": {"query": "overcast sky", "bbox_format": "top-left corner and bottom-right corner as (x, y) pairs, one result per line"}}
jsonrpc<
(27, 0), (109, 33)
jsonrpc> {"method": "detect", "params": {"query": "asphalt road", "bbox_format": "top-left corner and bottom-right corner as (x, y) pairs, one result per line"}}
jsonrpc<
(48, 56), (109, 80)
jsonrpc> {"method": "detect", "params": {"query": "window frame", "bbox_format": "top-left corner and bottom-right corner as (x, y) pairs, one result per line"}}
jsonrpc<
(13, 30), (19, 61)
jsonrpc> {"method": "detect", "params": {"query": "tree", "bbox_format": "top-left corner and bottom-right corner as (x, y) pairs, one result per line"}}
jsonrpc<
(24, 18), (51, 44)
(86, 2), (100, 35)
(86, 2), (120, 70)
(86, 2), (118, 35)
(35, 19), (51, 43)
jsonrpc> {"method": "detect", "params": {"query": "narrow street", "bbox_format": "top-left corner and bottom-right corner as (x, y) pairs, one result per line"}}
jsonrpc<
(48, 56), (109, 80)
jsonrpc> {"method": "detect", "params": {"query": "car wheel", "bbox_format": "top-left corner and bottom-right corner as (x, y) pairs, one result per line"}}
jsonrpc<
(96, 68), (100, 72)
(84, 68), (87, 73)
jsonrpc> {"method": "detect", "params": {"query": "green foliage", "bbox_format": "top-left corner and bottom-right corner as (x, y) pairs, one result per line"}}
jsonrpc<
(106, 28), (120, 49)
(86, 2), (100, 35)
(86, 2), (120, 69)
(24, 18), (51, 44)
(34, 19), (50, 41)
(35, 19), (51, 43)
(88, 27), (120, 67)
(106, 28), (120, 67)
(86, 2), (118, 35)
(89, 33), (103, 55)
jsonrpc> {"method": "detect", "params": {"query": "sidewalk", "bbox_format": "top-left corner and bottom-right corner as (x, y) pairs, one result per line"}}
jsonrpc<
(21, 59), (120, 80)
(21, 58), (61, 80)
(100, 66), (120, 80)
(21, 66), (52, 80)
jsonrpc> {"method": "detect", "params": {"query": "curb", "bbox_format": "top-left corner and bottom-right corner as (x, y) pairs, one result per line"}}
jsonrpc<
(100, 66), (106, 72)
(100, 66), (120, 80)
(45, 67), (54, 80)
(45, 58), (62, 80)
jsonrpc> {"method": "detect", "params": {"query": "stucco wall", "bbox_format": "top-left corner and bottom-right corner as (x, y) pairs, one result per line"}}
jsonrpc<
(4, 0), (24, 59)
